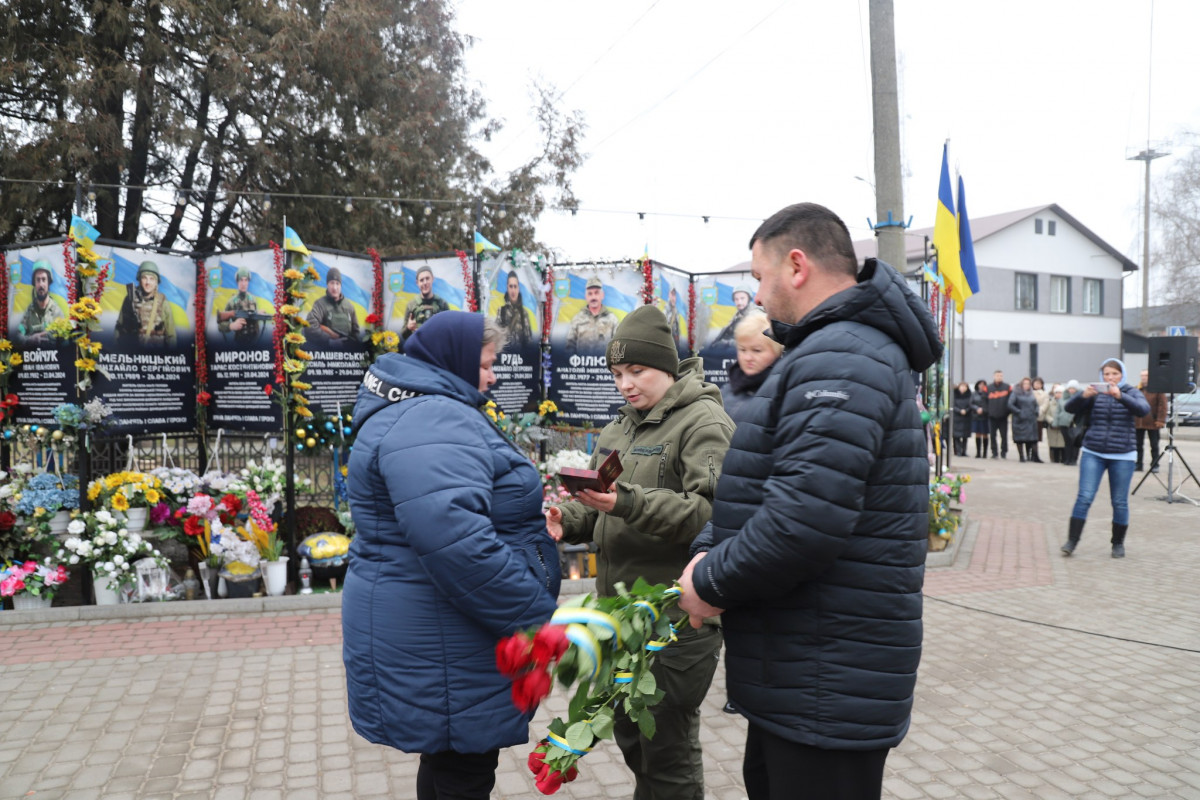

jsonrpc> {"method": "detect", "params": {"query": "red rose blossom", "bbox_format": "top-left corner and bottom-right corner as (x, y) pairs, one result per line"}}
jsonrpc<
(527, 746), (547, 775)
(511, 668), (552, 713)
(534, 768), (565, 795)
(495, 632), (533, 677)
(530, 625), (570, 667)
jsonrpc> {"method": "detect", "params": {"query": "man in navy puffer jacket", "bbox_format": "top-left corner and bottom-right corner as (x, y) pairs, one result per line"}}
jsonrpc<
(679, 203), (942, 800)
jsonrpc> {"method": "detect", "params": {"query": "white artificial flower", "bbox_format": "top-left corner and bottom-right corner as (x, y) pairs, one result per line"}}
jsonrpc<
(113, 554), (124, 566)
(68, 519), (86, 534)
(15, 463), (32, 475)
(101, 561), (114, 573)
(96, 509), (114, 524)
(68, 554), (79, 565)
(103, 531), (118, 546)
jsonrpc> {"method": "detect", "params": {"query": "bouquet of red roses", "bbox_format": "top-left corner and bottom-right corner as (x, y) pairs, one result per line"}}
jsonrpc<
(495, 578), (683, 795)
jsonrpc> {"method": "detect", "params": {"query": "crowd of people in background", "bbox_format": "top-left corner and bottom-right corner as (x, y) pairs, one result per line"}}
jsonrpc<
(950, 367), (1167, 473)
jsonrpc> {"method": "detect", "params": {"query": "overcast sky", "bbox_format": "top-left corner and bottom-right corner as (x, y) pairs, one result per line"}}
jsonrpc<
(455, 0), (1199, 303)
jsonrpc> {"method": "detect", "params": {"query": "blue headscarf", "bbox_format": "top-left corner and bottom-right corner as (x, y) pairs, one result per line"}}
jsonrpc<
(404, 311), (483, 391)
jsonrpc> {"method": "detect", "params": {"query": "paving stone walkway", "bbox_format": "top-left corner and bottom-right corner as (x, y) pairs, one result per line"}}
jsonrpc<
(2, 435), (1199, 798)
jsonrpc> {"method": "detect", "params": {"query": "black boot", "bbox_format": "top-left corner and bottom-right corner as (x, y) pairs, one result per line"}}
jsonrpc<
(1019, 444), (1027, 463)
(1030, 445), (1043, 463)
(974, 439), (981, 458)
(1062, 517), (1085, 555)
(1111, 523), (1127, 558)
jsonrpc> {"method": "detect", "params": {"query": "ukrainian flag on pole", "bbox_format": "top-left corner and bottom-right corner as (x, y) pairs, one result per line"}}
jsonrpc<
(474, 230), (500, 255)
(283, 226), (311, 255)
(957, 175), (981, 299)
(933, 143), (972, 312)
(69, 215), (100, 248)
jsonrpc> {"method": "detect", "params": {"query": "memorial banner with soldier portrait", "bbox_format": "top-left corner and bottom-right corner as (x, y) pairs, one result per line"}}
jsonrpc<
(651, 265), (692, 361)
(694, 271), (759, 388)
(204, 248), (281, 432)
(4, 243), (75, 426)
(483, 253), (543, 415)
(385, 254), (465, 348)
(547, 265), (643, 425)
(92, 246), (196, 434)
(299, 250), (374, 416)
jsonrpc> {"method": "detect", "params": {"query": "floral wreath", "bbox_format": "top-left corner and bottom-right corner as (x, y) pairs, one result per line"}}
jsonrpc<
(363, 248), (399, 365)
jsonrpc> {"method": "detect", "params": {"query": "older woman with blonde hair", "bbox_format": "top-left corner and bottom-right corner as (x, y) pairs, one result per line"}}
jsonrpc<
(720, 308), (784, 424)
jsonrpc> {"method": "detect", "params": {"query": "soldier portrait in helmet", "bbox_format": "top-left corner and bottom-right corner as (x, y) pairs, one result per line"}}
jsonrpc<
(115, 260), (176, 348)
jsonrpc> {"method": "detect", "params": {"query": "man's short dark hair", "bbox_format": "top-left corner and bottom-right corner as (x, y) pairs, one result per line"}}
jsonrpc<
(749, 203), (858, 278)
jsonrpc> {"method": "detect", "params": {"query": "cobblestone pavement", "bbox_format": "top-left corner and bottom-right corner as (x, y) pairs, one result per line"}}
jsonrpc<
(2, 435), (1199, 799)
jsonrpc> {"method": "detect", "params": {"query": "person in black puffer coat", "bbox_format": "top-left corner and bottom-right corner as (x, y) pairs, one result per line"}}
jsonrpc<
(1007, 377), (1042, 462)
(951, 381), (972, 457)
(970, 379), (991, 458)
(678, 203), (942, 800)
(1061, 358), (1149, 559)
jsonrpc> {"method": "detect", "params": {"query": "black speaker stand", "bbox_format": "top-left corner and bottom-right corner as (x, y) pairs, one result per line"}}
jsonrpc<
(1132, 393), (1200, 505)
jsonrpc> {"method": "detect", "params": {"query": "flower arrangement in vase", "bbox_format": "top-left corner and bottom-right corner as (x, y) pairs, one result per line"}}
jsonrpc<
(1, 558), (70, 608)
(87, 471), (164, 528)
(11, 471), (80, 539)
(57, 510), (168, 599)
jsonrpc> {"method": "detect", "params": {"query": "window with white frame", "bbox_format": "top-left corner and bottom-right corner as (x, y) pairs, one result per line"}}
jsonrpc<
(1015, 273), (1037, 310)
(1049, 276), (1070, 313)
(1082, 278), (1102, 315)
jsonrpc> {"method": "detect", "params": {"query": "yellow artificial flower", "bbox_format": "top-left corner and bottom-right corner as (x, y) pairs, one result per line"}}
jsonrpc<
(0, 339), (13, 351)
(340, 465), (349, 477)
(77, 265), (98, 278)
(293, 317), (310, 327)
(111, 493), (130, 511)
(538, 400), (559, 416)
(284, 268), (304, 280)
(305, 266), (319, 279)
(293, 349), (312, 361)
(145, 489), (161, 505)
(290, 380), (312, 391)
(284, 332), (305, 344)
(371, 331), (384, 346)
(47, 319), (75, 337)
(280, 304), (300, 316)
(294, 394), (310, 405)
(283, 359), (306, 374)
(0, 364), (7, 375)
(294, 405), (314, 418)
(88, 483), (103, 501)
(76, 246), (99, 262)
(9, 353), (22, 366)
(382, 331), (400, 348)
(75, 358), (97, 372)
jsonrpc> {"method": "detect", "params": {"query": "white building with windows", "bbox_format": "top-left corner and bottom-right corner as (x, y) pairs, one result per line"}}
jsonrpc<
(853, 204), (1136, 385)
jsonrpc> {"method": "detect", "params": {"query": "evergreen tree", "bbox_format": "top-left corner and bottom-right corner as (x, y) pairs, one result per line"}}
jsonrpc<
(0, 0), (583, 254)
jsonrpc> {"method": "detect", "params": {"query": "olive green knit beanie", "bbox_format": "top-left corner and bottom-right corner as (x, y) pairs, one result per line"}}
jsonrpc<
(606, 304), (679, 376)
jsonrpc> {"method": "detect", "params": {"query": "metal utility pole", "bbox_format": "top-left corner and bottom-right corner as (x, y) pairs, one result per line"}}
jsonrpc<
(868, 0), (906, 271)
(1128, 146), (1168, 336)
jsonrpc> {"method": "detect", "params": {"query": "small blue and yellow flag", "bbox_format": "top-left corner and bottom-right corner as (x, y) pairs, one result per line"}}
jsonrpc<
(283, 226), (310, 255)
(474, 230), (500, 255)
(69, 215), (100, 248)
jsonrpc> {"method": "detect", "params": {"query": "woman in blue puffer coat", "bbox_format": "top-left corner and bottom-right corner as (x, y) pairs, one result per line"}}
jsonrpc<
(342, 312), (559, 799)
(1062, 358), (1150, 559)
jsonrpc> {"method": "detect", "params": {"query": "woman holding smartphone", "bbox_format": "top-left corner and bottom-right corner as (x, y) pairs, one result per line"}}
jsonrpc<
(1061, 358), (1150, 558)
